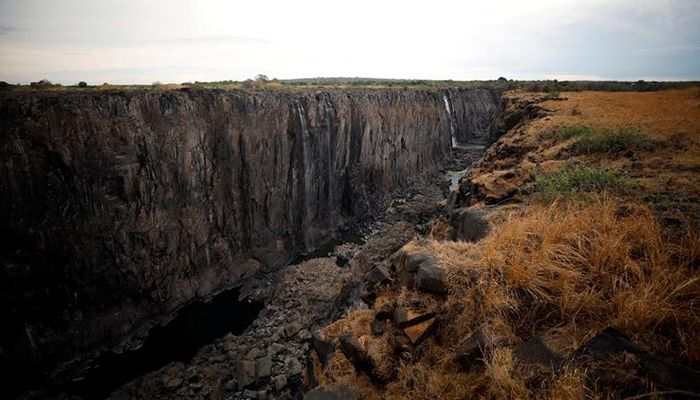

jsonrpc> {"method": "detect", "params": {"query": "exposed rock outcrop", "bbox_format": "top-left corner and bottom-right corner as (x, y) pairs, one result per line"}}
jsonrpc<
(0, 87), (504, 394)
(444, 88), (505, 145)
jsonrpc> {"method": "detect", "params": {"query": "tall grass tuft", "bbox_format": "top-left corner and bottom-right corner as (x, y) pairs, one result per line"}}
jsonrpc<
(573, 127), (653, 154)
(556, 125), (595, 140)
(526, 162), (633, 201)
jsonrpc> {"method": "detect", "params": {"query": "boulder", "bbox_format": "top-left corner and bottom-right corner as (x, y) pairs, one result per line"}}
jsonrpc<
(455, 329), (487, 370)
(390, 248), (407, 271)
(403, 317), (437, 345)
(311, 331), (336, 366)
(415, 262), (447, 294)
(236, 359), (257, 388)
(304, 383), (361, 400)
(397, 252), (447, 294)
(398, 269), (415, 288)
(514, 336), (564, 381)
(364, 264), (393, 285)
(572, 327), (700, 396)
(450, 208), (488, 242)
(255, 354), (272, 379)
(405, 253), (434, 273)
(339, 334), (386, 385)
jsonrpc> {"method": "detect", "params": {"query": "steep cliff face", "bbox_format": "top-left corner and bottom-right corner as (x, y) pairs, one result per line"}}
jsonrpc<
(444, 88), (504, 145)
(0, 87), (502, 388)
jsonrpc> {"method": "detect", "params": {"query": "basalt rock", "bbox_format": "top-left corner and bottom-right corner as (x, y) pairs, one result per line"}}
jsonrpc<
(514, 336), (564, 383)
(0, 87), (504, 394)
(444, 88), (505, 145)
(303, 383), (361, 400)
(455, 329), (487, 370)
(449, 208), (489, 242)
(364, 264), (392, 285)
(572, 327), (700, 397)
(311, 332), (336, 367)
(338, 334), (386, 385)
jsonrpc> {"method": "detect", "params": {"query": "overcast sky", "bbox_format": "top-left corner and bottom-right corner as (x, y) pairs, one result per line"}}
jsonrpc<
(1, 0), (699, 84)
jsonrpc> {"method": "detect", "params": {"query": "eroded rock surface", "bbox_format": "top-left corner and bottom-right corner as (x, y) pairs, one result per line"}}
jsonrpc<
(0, 87), (502, 394)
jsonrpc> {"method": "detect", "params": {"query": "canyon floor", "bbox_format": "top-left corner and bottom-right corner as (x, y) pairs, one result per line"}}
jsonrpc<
(18, 88), (700, 400)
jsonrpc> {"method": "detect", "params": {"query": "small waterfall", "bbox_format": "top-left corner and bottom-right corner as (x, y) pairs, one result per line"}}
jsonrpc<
(323, 98), (335, 225)
(296, 101), (314, 250)
(443, 92), (457, 147)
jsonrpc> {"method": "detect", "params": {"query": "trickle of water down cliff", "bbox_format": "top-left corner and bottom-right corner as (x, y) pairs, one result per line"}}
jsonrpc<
(0, 87), (504, 398)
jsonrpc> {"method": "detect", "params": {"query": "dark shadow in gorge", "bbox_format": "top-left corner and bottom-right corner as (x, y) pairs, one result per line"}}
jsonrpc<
(51, 288), (263, 400)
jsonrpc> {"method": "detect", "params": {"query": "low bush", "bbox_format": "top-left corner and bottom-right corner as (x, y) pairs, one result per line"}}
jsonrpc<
(573, 127), (652, 154)
(556, 125), (595, 140)
(527, 162), (633, 201)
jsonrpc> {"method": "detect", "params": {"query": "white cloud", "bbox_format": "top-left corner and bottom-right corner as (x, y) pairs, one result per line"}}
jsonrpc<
(0, 0), (698, 84)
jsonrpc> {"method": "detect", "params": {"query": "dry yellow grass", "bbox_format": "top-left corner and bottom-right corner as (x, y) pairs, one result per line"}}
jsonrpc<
(540, 89), (700, 204)
(320, 199), (700, 399)
(539, 89), (700, 138)
(317, 89), (700, 399)
(440, 200), (700, 361)
(470, 88), (700, 214)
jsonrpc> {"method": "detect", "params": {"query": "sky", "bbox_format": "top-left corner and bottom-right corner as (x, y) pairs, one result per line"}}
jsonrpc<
(0, 0), (699, 84)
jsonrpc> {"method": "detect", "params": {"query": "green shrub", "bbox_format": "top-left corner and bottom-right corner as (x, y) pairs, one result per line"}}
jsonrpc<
(557, 125), (595, 140)
(527, 162), (634, 201)
(574, 128), (652, 154)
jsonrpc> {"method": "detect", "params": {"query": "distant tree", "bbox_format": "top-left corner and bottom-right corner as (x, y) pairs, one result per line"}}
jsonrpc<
(255, 74), (269, 82)
(77, 81), (88, 88)
(30, 79), (53, 88)
(497, 76), (508, 82)
(545, 80), (561, 98)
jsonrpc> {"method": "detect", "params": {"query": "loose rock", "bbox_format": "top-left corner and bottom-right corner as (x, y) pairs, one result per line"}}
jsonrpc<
(339, 334), (386, 385)
(236, 359), (256, 388)
(405, 253), (434, 273)
(514, 336), (563, 381)
(303, 383), (361, 400)
(365, 264), (393, 285)
(255, 354), (272, 379)
(311, 331), (336, 366)
(394, 307), (436, 328)
(414, 261), (447, 294)
(455, 329), (487, 370)
(572, 327), (700, 396)
(402, 317), (437, 345)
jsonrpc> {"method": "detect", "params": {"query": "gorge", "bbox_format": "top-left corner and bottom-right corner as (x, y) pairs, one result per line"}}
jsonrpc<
(0, 87), (504, 398)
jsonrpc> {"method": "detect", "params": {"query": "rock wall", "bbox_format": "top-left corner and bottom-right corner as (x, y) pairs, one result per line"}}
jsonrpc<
(0, 87), (502, 390)
(445, 88), (504, 145)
